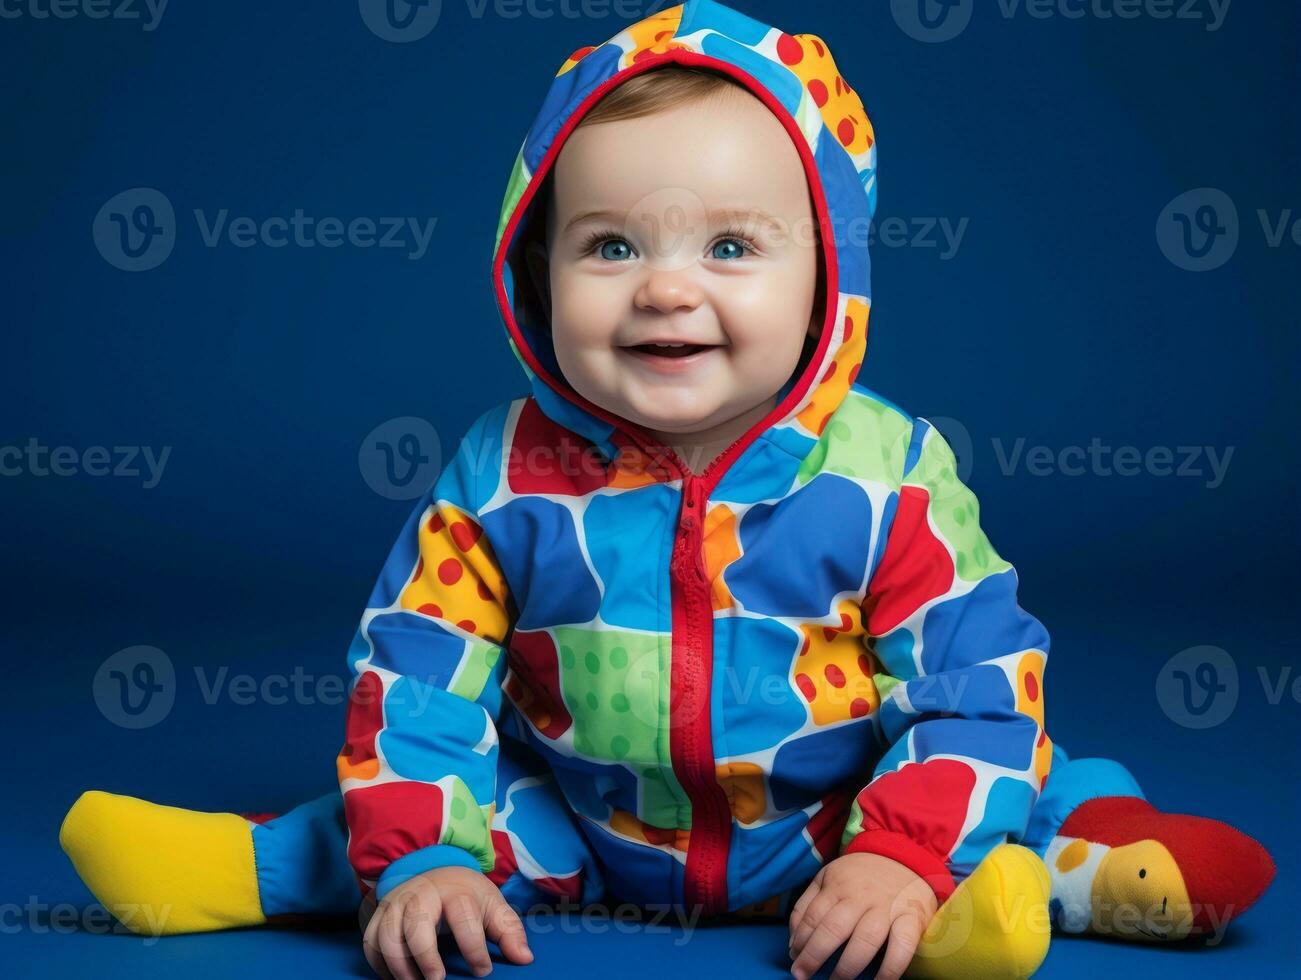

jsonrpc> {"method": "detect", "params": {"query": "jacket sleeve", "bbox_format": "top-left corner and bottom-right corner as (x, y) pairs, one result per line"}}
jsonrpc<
(336, 416), (513, 902)
(840, 418), (1053, 903)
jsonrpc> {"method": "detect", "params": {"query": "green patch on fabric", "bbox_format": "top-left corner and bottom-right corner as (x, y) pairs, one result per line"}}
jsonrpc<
(796, 391), (912, 487)
(873, 672), (902, 702)
(554, 626), (668, 769)
(909, 429), (1011, 582)
(444, 776), (496, 872)
(448, 637), (503, 703)
(494, 152), (532, 255)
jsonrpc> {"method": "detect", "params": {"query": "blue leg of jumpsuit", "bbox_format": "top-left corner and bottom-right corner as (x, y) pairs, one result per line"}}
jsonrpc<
(1010, 740), (1146, 931)
(250, 733), (605, 919)
(1016, 742), (1147, 859)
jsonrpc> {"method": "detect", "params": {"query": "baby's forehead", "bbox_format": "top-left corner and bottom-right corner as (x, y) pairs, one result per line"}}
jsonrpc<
(547, 129), (813, 238)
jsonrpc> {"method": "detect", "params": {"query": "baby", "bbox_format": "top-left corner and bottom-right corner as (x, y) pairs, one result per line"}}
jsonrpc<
(60, 3), (1274, 980)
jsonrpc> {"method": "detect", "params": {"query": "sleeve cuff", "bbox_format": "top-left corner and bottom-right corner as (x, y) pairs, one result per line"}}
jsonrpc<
(374, 844), (486, 902)
(842, 829), (957, 903)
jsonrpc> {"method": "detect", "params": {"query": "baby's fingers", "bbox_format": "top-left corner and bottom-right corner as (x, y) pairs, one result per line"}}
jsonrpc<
(484, 893), (534, 965)
(443, 892), (495, 977)
(873, 912), (926, 980)
(402, 891), (446, 980)
(788, 877), (821, 946)
(791, 904), (865, 980)
(829, 908), (892, 980)
(371, 900), (424, 980)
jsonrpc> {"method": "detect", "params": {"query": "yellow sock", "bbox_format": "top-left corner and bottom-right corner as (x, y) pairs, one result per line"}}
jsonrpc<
(59, 789), (267, 936)
(905, 844), (1052, 980)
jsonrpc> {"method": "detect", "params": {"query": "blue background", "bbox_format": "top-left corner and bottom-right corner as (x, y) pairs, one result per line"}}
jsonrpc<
(3, 0), (1295, 976)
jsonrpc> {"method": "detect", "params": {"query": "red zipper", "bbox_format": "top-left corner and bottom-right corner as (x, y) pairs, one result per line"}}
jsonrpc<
(667, 471), (733, 917)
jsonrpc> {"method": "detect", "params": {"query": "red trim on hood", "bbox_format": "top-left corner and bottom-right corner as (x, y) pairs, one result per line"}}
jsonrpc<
(492, 48), (842, 491)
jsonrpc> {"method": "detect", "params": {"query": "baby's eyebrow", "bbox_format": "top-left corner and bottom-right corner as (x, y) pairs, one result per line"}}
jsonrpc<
(708, 207), (784, 234)
(561, 206), (783, 236)
(561, 208), (626, 235)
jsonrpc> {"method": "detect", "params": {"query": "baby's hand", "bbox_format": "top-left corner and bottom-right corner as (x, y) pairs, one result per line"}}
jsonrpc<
(788, 852), (938, 980)
(361, 865), (533, 980)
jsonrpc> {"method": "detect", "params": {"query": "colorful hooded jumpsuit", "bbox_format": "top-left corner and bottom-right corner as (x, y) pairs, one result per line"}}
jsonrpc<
(60, 0), (1164, 935)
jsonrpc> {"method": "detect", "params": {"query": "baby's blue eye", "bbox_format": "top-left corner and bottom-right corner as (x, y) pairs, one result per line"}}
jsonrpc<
(599, 240), (634, 261)
(712, 238), (747, 260)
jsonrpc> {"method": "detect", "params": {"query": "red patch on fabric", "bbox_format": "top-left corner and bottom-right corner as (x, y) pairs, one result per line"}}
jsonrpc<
(505, 630), (573, 739)
(805, 787), (854, 862)
(343, 781), (446, 883)
(341, 671), (384, 769)
(862, 486), (953, 635)
(507, 398), (609, 495)
(486, 827), (517, 888)
(853, 759), (974, 862)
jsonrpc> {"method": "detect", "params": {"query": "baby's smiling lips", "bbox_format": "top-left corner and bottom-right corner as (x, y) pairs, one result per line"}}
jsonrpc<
(617, 340), (723, 373)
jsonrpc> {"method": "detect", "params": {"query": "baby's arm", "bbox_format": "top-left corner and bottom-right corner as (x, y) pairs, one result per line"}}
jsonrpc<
(338, 413), (529, 978)
(790, 419), (1053, 980)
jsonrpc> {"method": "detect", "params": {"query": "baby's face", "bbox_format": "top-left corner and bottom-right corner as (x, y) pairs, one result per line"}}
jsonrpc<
(529, 87), (821, 444)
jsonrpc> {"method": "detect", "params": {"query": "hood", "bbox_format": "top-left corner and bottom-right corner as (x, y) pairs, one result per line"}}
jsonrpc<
(491, 0), (877, 481)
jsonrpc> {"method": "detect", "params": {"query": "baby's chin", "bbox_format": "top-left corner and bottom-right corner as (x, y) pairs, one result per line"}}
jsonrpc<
(608, 393), (726, 437)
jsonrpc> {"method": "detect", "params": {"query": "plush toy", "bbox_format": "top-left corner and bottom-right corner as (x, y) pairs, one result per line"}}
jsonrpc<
(1044, 795), (1274, 942)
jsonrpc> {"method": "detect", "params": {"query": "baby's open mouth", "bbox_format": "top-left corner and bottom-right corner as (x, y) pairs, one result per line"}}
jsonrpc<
(622, 342), (718, 359)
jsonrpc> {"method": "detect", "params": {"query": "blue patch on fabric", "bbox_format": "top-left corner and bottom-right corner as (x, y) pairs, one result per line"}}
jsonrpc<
(583, 485), (675, 632)
(728, 474), (873, 617)
(726, 810), (827, 910)
(919, 571), (1051, 674)
(523, 43), (623, 173)
(714, 616), (806, 756)
(770, 723), (876, 812)
(379, 677), (497, 801)
(365, 611), (471, 685)
(910, 714), (1039, 772)
(680, 0), (773, 46)
(480, 496), (602, 630)
(948, 776), (1037, 879)
(699, 33), (804, 117)
(815, 125), (872, 298)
